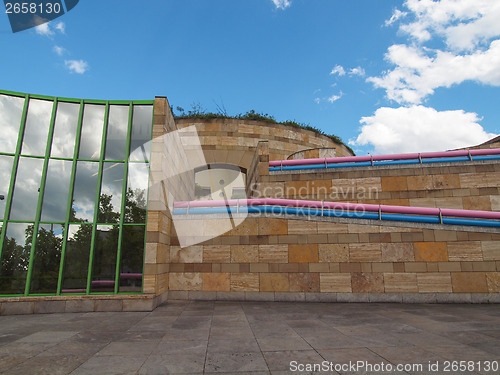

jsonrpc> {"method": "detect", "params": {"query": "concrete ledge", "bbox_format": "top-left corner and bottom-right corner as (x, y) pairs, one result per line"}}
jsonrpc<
(0, 294), (161, 316)
(165, 291), (500, 304)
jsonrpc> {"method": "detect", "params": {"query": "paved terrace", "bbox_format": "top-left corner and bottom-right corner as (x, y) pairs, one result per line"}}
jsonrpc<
(0, 301), (499, 374)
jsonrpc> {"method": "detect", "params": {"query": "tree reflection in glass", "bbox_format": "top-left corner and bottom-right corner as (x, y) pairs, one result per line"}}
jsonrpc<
(91, 224), (119, 293)
(29, 224), (63, 294)
(98, 162), (124, 223)
(51, 102), (79, 158)
(105, 105), (129, 161)
(119, 225), (145, 292)
(0, 223), (31, 294)
(124, 163), (148, 224)
(71, 161), (99, 222)
(9, 157), (43, 221)
(21, 99), (53, 156)
(78, 104), (105, 160)
(0, 94), (25, 154)
(61, 224), (92, 293)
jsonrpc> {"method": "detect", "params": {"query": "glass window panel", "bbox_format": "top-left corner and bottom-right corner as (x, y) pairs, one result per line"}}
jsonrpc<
(105, 105), (129, 161)
(119, 225), (145, 292)
(124, 163), (149, 223)
(91, 224), (119, 293)
(61, 223), (92, 293)
(129, 105), (153, 162)
(21, 99), (53, 156)
(9, 157), (44, 221)
(29, 224), (63, 294)
(0, 155), (14, 220)
(71, 161), (99, 222)
(41, 160), (72, 222)
(51, 102), (79, 158)
(0, 94), (25, 153)
(0, 222), (31, 294)
(98, 162), (124, 223)
(78, 104), (105, 160)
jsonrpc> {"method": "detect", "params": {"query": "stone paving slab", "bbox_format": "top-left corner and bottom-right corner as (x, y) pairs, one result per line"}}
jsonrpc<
(0, 301), (499, 374)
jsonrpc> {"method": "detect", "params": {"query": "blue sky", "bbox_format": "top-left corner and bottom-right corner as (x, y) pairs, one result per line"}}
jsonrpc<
(1, 0), (499, 155)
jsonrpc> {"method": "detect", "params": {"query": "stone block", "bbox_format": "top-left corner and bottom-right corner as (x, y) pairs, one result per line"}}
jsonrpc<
(349, 243), (381, 262)
(320, 273), (352, 292)
(288, 220), (318, 234)
(414, 242), (448, 262)
(381, 176), (408, 191)
(202, 273), (230, 292)
(220, 263), (240, 273)
(203, 245), (231, 263)
(189, 291), (216, 300)
(260, 273), (289, 292)
(34, 301), (66, 314)
(319, 244), (348, 262)
(463, 196), (491, 211)
(122, 298), (155, 312)
(339, 263), (362, 273)
(452, 272), (488, 293)
(171, 245), (203, 263)
(169, 273), (202, 291)
(289, 273), (320, 292)
(372, 263), (394, 273)
(289, 244), (319, 263)
(417, 273), (452, 293)
(352, 273), (384, 293)
(1, 302), (34, 315)
(231, 273), (259, 292)
(258, 218), (288, 235)
(448, 242), (483, 261)
(95, 299), (122, 312)
(65, 299), (95, 313)
(482, 241), (500, 261)
(407, 175), (433, 191)
(381, 243), (415, 262)
(434, 230), (457, 242)
(472, 261), (496, 272)
(384, 273), (418, 293)
(231, 245), (259, 263)
(275, 292), (306, 302)
(486, 272), (500, 292)
(216, 291), (245, 301)
(259, 244), (288, 263)
(245, 292), (275, 301)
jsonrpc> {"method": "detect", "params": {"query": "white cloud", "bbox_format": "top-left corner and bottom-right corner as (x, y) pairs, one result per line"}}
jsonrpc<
(349, 66), (366, 77)
(330, 65), (346, 76)
(350, 105), (497, 154)
(55, 22), (65, 34)
(385, 8), (407, 26)
(35, 22), (53, 36)
(272, 0), (291, 10)
(53, 45), (64, 56)
(314, 98), (320, 104)
(328, 91), (343, 103)
(368, 0), (500, 105)
(65, 59), (89, 74)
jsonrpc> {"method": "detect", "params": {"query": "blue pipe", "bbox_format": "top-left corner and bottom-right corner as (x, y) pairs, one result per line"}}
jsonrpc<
(269, 155), (500, 172)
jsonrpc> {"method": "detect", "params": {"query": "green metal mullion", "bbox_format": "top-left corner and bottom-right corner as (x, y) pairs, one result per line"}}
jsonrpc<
(140, 103), (155, 294)
(86, 102), (110, 295)
(56, 99), (85, 295)
(25, 99), (59, 295)
(0, 94), (29, 263)
(114, 104), (134, 294)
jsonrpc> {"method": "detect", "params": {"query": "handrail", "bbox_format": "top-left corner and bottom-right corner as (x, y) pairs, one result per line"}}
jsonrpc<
(269, 148), (500, 168)
(173, 198), (500, 221)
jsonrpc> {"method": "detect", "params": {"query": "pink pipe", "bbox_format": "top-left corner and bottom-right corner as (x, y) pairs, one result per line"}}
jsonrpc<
(270, 148), (500, 167)
(173, 198), (500, 220)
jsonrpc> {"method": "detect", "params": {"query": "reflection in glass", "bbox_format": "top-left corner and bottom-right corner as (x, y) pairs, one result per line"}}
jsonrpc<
(79, 104), (105, 160)
(91, 225), (119, 293)
(21, 99), (53, 156)
(29, 224), (63, 294)
(129, 105), (153, 162)
(119, 225), (145, 292)
(98, 162), (124, 223)
(61, 224), (92, 293)
(0, 155), (14, 220)
(9, 157), (43, 221)
(0, 222), (31, 294)
(124, 163), (148, 223)
(105, 105), (129, 161)
(51, 102), (79, 158)
(41, 160), (72, 222)
(71, 161), (99, 222)
(0, 94), (25, 154)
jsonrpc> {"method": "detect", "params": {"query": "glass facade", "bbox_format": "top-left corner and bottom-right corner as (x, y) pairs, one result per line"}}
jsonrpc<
(0, 90), (153, 296)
